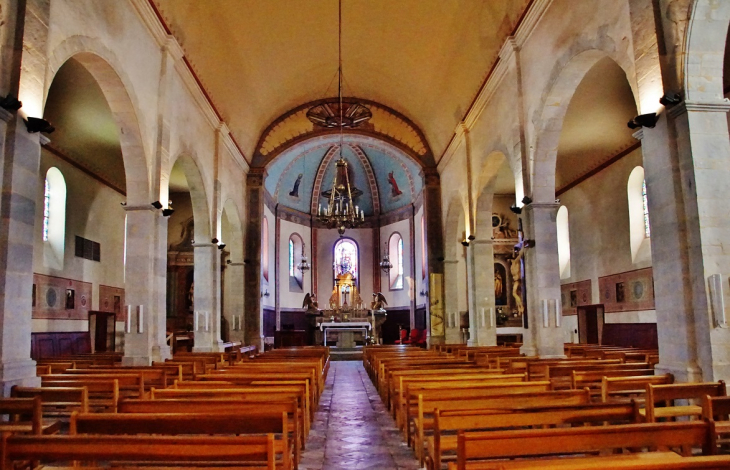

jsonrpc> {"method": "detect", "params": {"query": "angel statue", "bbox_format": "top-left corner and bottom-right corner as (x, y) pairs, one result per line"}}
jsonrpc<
(302, 292), (320, 314)
(371, 292), (388, 313)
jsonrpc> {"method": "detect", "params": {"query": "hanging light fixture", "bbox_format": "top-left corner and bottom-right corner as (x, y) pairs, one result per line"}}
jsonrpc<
(314, 0), (368, 236)
(297, 243), (311, 273)
(379, 242), (393, 274)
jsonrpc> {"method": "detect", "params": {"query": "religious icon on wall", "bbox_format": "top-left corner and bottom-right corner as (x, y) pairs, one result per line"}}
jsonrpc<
(32, 284), (36, 307)
(65, 289), (75, 310)
(570, 290), (577, 308)
(387, 171), (403, 197)
(616, 282), (625, 303)
(289, 173), (303, 198)
(113, 295), (121, 316)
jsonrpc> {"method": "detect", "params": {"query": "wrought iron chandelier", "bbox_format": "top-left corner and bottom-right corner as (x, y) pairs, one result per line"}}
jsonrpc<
(313, 0), (369, 236)
(297, 243), (311, 273)
(379, 241), (393, 274)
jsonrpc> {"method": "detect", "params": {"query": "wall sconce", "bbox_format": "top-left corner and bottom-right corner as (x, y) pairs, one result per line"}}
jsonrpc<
(162, 200), (174, 217)
(659, 92), (682, 107)
(509, 205), (522, 215)
(467, 235), (476, 241)
(261, 289), (270, 298)
(24, 117), (54, 134)
(151, 201), (163, 209)
(627, 113), (658, 129)
(0, 94), (22, 111)
(211, 238), (219, 244)
(461, 239), (469, 247)
(218, 243), (226, 250)
(524, 239), (536, 248)
(521, 196), (533, 205)
(419, 289), (429, 298)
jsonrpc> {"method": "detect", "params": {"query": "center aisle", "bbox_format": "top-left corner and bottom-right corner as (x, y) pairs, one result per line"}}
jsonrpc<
(299, 361), (422, 470)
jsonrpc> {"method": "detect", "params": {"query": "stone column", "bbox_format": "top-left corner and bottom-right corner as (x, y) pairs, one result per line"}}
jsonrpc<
(465, 246), (477, 346)
(423, 168), (444, 345)
(123, 206), (165, 365)
(151, 213), (171, 362)
(472, 239), (497, 346)
(244, 170), (265, 350)
(192, 243), (223, 352)
(521, 203), (564, 358)
(0, 112), (41, 393)
(443, 259), (461, 344)
(642, 101), (730, 382)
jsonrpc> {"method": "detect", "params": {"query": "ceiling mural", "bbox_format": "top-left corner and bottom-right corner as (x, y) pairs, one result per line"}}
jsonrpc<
(266, 137), (423, 217)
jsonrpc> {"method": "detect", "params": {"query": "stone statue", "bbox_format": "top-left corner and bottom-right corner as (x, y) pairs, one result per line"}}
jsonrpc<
(302, 292), (320, 314)
(371, 292), (388, 312)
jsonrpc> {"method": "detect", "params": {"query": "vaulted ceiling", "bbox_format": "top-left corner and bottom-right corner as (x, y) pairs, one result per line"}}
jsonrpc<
(151, 0), (531, 161)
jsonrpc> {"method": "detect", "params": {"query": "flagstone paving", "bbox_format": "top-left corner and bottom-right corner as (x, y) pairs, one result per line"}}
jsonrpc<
(299, 361), (422, 470)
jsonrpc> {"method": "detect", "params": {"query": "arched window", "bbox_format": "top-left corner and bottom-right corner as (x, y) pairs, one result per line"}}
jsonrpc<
(333, 238), (358, 280)
(628, 166), (652, 263)
(389, 233), (404, 290)
(262, 217), (269, 282)
(289, 234), (303, 291)
(556, 206), (571, 279)
(43, 167), (67, 270)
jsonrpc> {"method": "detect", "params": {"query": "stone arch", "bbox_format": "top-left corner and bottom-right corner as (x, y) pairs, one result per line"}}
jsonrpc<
(169, 154), (212, 242)
(531, 51), (638, 203)
(46, 37), (150, 206)
(443, 195), (467, 261)
(684, 0), (730, 101)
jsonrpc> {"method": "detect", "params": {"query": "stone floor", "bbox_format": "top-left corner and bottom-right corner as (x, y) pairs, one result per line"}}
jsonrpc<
(299, 361), (422, 470)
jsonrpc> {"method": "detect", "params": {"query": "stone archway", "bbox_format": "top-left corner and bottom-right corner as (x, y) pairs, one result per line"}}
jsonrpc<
(443, 196), (468, 344)
(684, 0), (730, 102)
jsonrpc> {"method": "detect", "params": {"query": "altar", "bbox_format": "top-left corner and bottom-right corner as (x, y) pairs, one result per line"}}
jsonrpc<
(319, 321), (371, 348)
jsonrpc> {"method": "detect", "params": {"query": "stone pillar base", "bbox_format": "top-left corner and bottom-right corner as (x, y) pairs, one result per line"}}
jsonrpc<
(520, 344), (537, 357)
(0, 359), (40, 396)
(444, 327), (461, 344)
(152, 345), (172, 362)
(122, 355), (151, 366)
(193, 339), (225, 353)
(427, 335), (445, 348)
(655, 361), (704, 383)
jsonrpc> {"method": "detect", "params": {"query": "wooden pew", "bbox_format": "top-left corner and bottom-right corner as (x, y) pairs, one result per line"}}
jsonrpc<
(601, 374), (674, 403)
(640, 381), (726, 422)
(0, 397), (62, 435)
(451, 454), (730, 469)
(64, 367), (167, 391)
(571, 368), (655, 394)
(41, 373), (144, 398)
(702, 394), (730, 451)
(427, 402), (637, 470)
(401, 381), (552, 433)
(11, 386), (88, 418)
(2, 434), (280, 470)
(450, 421), (711, 470)
(411, 388), (591, 464)
(154, 360), (197, 380)
(29, 379), (119, 413)
(70, 411), (293, 470)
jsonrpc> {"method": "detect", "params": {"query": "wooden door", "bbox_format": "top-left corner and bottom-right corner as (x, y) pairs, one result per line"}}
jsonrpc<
(577, 305), (604, 344)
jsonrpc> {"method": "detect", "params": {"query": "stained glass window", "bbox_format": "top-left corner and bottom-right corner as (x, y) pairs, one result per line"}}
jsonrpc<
(334, 238), (358, 279)
(642, 180), (650, 238)
(43, 178), (51, 241)
(289, 239), (294, 276)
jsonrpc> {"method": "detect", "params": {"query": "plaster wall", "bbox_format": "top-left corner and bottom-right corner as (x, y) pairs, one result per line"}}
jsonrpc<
(32, 148), (126, 332)
(279, 219), (312, 309)
(379, 218), (412, 308)
(316, 228), (374, 306)
(558, 148), (657, 336)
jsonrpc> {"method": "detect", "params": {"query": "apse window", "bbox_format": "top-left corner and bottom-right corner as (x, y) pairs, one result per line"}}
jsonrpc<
(43, 167), (67, 270)
(628, 166), (652, 263)
(289, 234), (303, 292)
(389, 233), (404, 290)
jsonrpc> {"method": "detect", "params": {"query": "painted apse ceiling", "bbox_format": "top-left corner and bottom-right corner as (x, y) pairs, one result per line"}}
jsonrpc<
(266, 138), (423, 216)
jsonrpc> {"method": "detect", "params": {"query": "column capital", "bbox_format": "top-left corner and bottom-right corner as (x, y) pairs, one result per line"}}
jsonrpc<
(667, 99), (730, 119)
